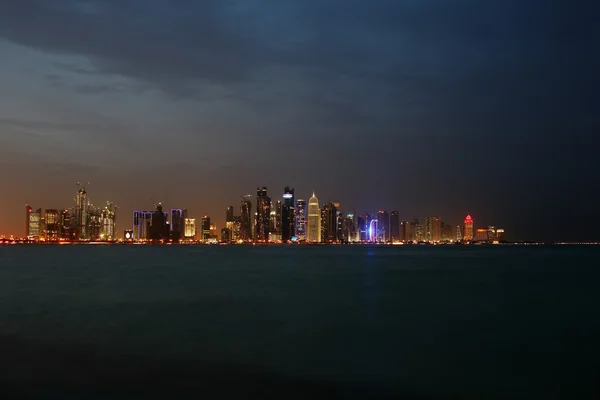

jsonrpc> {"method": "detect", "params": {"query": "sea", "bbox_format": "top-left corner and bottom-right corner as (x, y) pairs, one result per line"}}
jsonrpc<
(0, 244), (598, 399)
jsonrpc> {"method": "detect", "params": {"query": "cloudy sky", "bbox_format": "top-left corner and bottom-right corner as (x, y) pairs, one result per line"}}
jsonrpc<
(0, 0), (598, 240)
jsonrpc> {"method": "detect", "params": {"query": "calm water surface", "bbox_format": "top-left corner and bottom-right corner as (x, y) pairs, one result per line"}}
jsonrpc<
(0, 245), (598, 399)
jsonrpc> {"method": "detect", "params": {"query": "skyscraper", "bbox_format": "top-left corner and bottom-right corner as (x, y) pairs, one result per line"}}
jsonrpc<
(281, 186), (295, 242)
(133, 210), (153, 240)
(333, 203), (343, 242)
(240, 195), (252, 241)
(226, 206), (234, 224)
(400, 220), (409, 242)
(294, 199), (307, 241)
(346, 212), (359, 242)
(431, 216), (442, 242)
(170, 208), (186, 242)
(184, 218), (197, 240)
(75, 185), (88, 240)
(25, 204), (32, 238)
(456, 225), (463, 241)
(464, 215), (474, 241)
(149, 203), (168, 241)
(390, 211), (400, 242)
(306, 193), (321, 243)
(255, 187), (270, 242)
(44, 209), (60, 241)
(377, 210), (390, 242)
(101, 202), (116, 240)
(322, 202), (337, 242)
(201, 216), (211, 241)
(27, 208), (41, 240)
(60, 210), (72, 240)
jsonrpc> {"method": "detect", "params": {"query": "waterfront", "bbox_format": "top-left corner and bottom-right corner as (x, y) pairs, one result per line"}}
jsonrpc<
(0, 245), (598, 398)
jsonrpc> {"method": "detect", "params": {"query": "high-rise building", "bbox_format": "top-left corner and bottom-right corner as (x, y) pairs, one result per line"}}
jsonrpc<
(149, 204), (168, 241)
(430, 216), (442, 242)
(44, 209), (60, 241)
(170, 208), (186, 242)
(464, 215), (474, 241)
(232, 216), (241, 241)
(75, 185), (88, 240)
(321, 202), (337, 242)
(281, 186), (295, 242)
(456, 225), (463, 241)
(184, 218), (197, 240)
(255, 187), (270, 242)
(25, 205), (32, 238)
(376, 211), (390, 242)
(390, 211), (400, 242)
(226, 206), (234, 224)
(269, 200), (282, 237)
(400, 220), (408, 242)
(294, 199), (307, 241)
(201, 216), (211, 241)
(369, 218), (379, 242)
(240, 195), (252, 241)
(60, 210), (72, 240)
(333, 203), (343, 242)
(100, 202), (116, 240)
(26, 208), (41, 240)
(359, 213), (371, 241)
(133, 210), (153, 240)
(306, 193), (321, 243)
(210, 223), (218, 240)
(346, 212), (360, 242)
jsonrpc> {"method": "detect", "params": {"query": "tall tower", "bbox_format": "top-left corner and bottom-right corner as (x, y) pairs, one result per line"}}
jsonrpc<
(377, 210), (390, 242)
(75, 184), (88, 240)
(464, 215), (474, 241)
(281, 186), (295, 242)
(390, 211), (400, 242)
(294, 199), (307, 241)
(255, 187), (270, 242)
(25, 204), (32, 238)
(306, 193), (321, 243)
(240, 195), (252, 241)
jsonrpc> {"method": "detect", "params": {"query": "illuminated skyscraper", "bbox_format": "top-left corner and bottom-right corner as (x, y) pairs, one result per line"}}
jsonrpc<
(281, 186), (295, 242)
(27, 208), (41, 240)
(464, 215), (474, 241)
(201, 216), (211, 241)
(255, 187), (270, 241)
(306, 193), (321, 243)
(75, 185), (88, 240)
(184, 218), (197, 240)
(226, 206), (234, 224)
(346, 212), (359, 242)
(240, 195), (252, 241)
(100, 202), (116, 240)
(44, 209), (60, 241)
(294, 199), (307, 241)
(133, 210), (153, 240)
(333, 203), (343, 242)
(456, 225), (463, 241)
(60, 210), (72, 240)
(425, 216), (441, 242)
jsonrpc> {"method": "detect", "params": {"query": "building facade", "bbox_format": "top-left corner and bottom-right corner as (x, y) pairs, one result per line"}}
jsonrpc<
(306, 193), (321, 243)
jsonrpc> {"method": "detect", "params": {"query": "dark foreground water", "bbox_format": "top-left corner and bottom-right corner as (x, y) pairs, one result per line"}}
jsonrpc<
(0, 245), (598, 399)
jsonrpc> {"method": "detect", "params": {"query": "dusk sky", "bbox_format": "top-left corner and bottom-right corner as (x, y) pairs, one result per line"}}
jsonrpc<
(0, 0), (598, 241)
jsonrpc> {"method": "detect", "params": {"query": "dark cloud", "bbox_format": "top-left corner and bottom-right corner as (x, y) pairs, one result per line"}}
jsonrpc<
(0, 0), (598, 240)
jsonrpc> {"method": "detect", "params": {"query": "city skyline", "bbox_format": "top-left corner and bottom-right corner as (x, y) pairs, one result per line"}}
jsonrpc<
(11, 182), (509, 244)
(0, 1), (598, 241)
